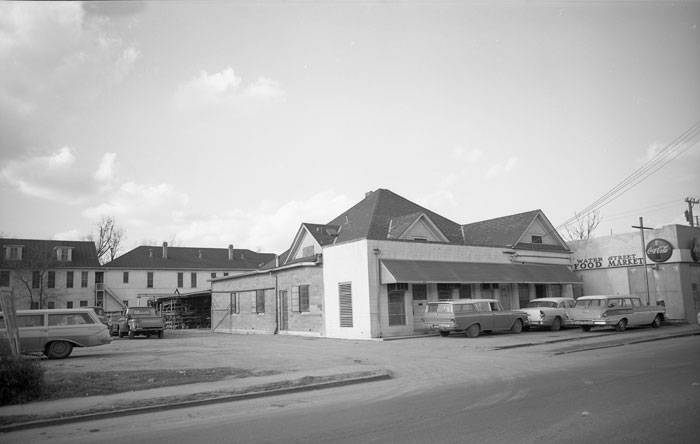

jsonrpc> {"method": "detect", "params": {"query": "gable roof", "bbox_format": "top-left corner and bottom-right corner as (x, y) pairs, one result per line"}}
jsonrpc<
(0, 238), (100, 268)
(327, 189), (464, 244)
(103, 246), (275, 270)
(461, 210), (569, 251)
(302, 223), (340, 246)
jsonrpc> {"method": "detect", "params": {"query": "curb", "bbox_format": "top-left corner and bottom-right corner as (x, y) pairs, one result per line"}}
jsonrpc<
(0, 371), (392, 433)
(552, 330), (700, 355)
(491, 331), (614, 350)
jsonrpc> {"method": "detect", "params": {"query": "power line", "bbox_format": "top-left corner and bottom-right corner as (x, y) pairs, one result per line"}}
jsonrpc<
(557, 120), (700, 230)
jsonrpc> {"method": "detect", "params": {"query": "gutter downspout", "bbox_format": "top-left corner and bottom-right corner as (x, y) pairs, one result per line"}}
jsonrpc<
(273, 254), (280, 334)
(373, 248), (383, 338)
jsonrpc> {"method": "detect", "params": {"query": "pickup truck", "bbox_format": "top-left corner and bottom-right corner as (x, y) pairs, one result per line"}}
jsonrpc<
(115, 307), (164, 339)
(570, 295), (665, 332)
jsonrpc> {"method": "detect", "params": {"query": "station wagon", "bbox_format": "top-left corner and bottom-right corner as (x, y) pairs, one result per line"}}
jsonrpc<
(422, 298), (529, 338)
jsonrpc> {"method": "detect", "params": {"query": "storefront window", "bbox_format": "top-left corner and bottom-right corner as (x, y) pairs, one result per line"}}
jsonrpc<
(412, 284), (427, 300)
(388, 293), (406, 326)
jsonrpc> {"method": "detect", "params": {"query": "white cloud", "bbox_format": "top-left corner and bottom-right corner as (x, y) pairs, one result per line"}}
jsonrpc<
(0, 147), (90, 203)
(94, 152), (117, 183)
(53, 229), (82, 241)
(485, 156), (518, 179)
(244, 77), (285, 100)
(640, 141), (664, 163)
(174, 67), (284, 110)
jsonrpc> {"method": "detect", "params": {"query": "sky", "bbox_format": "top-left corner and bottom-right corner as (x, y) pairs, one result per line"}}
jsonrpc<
(1, 0), (699, 256)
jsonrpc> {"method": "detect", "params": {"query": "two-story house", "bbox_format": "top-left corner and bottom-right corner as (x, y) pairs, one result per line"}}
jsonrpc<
(0, 238), (104, 310)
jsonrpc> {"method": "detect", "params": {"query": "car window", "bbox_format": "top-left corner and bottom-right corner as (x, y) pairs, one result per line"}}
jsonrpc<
(528, 301), (557, 309)
(631, 298), (642, 307)
(607, 298), (622, 308)
(454, 304), (476, 313)
(427, 303), (453, 313)
(48, 313), (95, 326)
(16, 314), (44, 327)
(474, 302), (491, 312)
(575, 299), (602, 308)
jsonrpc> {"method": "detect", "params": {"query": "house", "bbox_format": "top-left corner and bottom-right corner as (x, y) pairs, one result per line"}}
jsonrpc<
(569, 224), (700, 323)
(0, 238), (103, 310)
(210, 188), (580, 339)
(102, 243), (276, 327)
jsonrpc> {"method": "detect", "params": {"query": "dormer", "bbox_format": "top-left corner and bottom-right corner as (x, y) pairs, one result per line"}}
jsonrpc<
(3, 244), (24, 261)
(55, 246), (74, 262)
(513, 211), (569, 251)
(388, 213), (449, 243)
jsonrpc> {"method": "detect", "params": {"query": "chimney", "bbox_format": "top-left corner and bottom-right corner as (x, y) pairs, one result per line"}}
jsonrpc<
(162, 242), (168, 259)
(228, 244), (234, 261)
(275, 254), (279, 267)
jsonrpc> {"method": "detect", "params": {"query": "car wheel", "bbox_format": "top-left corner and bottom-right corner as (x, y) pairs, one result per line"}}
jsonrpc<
(550, 317), (562, 332)
(465, 324), (480, 338)
(46, 341), (73, 359)
(439, 331), (449, 337)
(511, 319), (523, 334)
(615, 319), (627, 332)
(128, 329), (135, 339)
(581, 325), (592, 332)
(651, 315), (662, 328)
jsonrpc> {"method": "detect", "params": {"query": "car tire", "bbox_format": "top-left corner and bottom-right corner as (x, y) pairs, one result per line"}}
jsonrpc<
(511, 319), (523, 334)
(46, 341), (73, 359)
(128, 329), (135, 339)
(581, 325), (592, 332)
(465, 324), (480, 338)
(615, 319), (627, 332)
(651, 315), (662, 328)
(439, 331), (449, 337)
(550, 317), (562, 332)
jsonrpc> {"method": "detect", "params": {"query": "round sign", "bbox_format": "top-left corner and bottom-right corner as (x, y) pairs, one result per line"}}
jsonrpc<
(646, 238), (673, 263)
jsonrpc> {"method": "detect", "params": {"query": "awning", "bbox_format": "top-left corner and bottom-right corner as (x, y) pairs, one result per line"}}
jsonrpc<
(380, 259), (581, 285)
(153, 290), (212, 301)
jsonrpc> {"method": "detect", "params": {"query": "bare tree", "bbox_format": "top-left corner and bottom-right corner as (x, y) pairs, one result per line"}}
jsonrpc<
(89, 216), (125, 264)
(563, 211), (601, 241)
(5, 243), (59, 308)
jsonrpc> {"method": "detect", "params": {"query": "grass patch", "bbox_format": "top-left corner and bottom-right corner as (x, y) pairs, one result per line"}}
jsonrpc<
(32, 367), (279, 403)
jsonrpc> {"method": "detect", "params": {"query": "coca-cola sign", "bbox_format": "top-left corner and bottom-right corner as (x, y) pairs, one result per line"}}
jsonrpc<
(645, 238), (673, 263)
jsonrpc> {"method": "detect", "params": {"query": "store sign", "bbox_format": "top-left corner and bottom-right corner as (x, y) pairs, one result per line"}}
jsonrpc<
(573, 254), (645, 271)
(645, 238), (673, 263)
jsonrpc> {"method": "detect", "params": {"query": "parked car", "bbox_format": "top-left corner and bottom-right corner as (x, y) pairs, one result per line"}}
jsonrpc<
(422, 298), (529, 338)
(115, 307), (164, 339)
(570, 295), (665, 332)
(88, 306), (109, 325)
(519, 297), (575, 331)
(0, 308), (112, 359)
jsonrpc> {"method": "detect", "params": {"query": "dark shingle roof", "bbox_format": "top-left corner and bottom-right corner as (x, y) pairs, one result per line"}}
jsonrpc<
(302, 223), (340, 246)
(461, 210), (541, 247)
(0, 238), (100, 268)
(103, 246), (275, 270)
(327, 189), (464, 244)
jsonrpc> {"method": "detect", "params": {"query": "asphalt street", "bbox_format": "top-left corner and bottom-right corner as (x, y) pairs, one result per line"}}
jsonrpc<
(4, 335), (699, 443)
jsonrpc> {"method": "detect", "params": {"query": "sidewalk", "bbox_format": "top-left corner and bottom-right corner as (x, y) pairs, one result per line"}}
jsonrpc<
(1, 322), (697, 432)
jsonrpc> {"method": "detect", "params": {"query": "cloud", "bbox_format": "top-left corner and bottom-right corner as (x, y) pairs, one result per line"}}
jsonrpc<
(0, 2), (140, 156)
(174, 67), (284, 111)
(0, 147), (92, 203)
(94, 152), (117, 184)
(485, 156), (518, 179)
(640, 141), (665, 163)
(53, 229), (82, 241)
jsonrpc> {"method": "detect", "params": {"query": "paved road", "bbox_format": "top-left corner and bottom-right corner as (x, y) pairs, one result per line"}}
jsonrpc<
(5, 335), (699, 443)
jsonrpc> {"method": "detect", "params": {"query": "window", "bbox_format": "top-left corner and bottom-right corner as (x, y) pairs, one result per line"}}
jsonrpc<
(123, 272), (129, 284)
(339, 282), (353, 327)
(459, 284), (472, 299)
(191, 272), (197, 288)
(147, 272), (154, 288)
(32, 271), (40, 288)
(16, 314), (43, 327)
(66, 271), (74, 288)
(531, 235), (543, 244)
(412, 284), (427, 300)
(223, 272), (229, 276)
(81, 271), (88, 288)
(211, 272), (217, 279)
(48, 312), (94, 326)
(48, 271), (55, 288)
(298, 285), (310, 312)
(0, 270), (9, 287)
(56, 247), (72, 261)
(47, 301), (55, 309)
(388, 293), (406, 326)
(177, 272), (183, 288)
(387, 283), (408, 292)
(31, 301), (39, 309)
(5, 245), (22, 260)
(438, 283), (458, 300)
(66, 301), (73, 308)
(230, 292), (239, 314)
(255, 289), (265, 313)
(79, 300), (88, 307)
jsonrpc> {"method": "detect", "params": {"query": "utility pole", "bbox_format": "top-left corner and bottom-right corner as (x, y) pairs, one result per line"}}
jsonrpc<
(632, 217), (654, 306)
(685, 197), (699, 227)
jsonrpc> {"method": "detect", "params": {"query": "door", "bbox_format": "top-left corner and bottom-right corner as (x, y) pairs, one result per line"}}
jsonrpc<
(279, 290), (288, 331)
(95, 271), (105, 307)
(412, 284), (428, 331)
